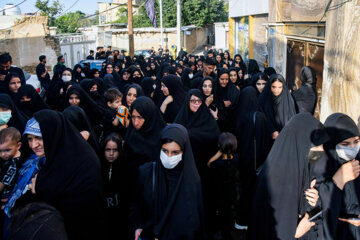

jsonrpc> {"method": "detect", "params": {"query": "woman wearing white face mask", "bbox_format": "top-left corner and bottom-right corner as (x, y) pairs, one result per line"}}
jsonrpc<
(313, 113), (360, 240)
(130, 124), (206, 240)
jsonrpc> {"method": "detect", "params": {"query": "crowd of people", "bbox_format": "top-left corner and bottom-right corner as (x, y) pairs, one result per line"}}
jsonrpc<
(0, 45), (358, 240)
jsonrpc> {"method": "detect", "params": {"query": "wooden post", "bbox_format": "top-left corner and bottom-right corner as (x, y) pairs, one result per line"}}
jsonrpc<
(128, 0), (134, 58)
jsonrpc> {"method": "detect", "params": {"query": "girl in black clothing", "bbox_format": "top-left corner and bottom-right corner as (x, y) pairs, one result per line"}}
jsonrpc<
(207, 132), (240, 240)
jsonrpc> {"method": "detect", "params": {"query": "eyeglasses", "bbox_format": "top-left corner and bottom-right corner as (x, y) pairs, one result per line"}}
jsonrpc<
(190, 99), (202, 104)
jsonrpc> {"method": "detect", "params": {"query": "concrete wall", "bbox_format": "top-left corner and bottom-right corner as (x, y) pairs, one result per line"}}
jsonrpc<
(0, 16), (49, 40)
(320, 0), (360, 123)
(0, 36), (60, 74)
(253, 15), (268, 71)
(112, 27), (207, 53)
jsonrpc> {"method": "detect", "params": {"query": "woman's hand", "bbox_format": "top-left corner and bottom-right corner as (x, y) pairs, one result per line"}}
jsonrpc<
(205, 94), (213, 107)
(29, 174), (38, 194)
(135, 228), (143, 240)
(80, 131), (90, 141)
(210, 108), (218, 120)
(333, 160), (360, 190)
(0, 124), (8, 131)
(224, 100), (231, 108)
(272, 131), (279, 139)
(305, 179), (319, 207)
(295, 213), (315, 238)
(163, 95), (173, 105)
(339, 217), (360, 227)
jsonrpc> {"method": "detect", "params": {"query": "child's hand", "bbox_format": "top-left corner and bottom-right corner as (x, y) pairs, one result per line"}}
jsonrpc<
(1, 198), (8, 210)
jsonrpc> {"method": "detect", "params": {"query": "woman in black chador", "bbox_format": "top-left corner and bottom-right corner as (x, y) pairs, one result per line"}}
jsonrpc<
(312, 113), (360, 240)
(130, 124), (206, 240)
(292, 66), (318, 114)
(249, 113), (329, 240)
(258, 74), (296, 140)
(234, 86), (272, 229)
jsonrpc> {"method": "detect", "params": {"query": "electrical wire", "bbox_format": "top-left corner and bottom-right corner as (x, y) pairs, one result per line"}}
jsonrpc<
(58, 0), (80, 16)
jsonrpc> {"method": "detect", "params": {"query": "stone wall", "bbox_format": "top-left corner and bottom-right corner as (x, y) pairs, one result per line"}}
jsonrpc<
(0, 36), (60, 74)
(320, 0), (360, 123)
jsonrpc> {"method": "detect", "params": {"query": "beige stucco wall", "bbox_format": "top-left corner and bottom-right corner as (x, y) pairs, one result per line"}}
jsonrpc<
(112, 27), (207, 53)
(253, 14), (268, 71)
(320, 0), (360, 124)
(0, 16), (49, 40)
(98, 1), (139, 24)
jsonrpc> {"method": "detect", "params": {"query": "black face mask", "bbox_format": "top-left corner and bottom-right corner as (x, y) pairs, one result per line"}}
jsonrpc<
(308, 150), (325, 163)
(90, 90), (99, 97)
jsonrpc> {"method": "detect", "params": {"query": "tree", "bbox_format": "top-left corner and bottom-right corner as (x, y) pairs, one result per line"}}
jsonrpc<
(112, 0), (228, 28)
(55, 11), (85, 33)
(35, 0), (63, 26)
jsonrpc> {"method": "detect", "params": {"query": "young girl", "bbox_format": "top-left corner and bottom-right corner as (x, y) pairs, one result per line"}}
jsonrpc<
(207, 132), (240, 240)
(102, 132), (130, 239)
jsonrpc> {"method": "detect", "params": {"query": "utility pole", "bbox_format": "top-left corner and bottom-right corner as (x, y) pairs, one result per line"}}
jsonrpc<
(127, 0), (134, 58)
(176, 0), (181, 56)
(160, 0), (164, 48)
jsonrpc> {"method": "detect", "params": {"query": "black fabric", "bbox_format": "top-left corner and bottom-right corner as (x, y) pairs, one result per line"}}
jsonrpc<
(214, 68), (240, 133)
(117, 69), (131, 94)
(131, 124), (206, 240)
(292, 66), (318, 114)
(72, 64), (84, 83)
(130, 68), (144, 85)
(65, 85), (105, 126)
(31, 110), (105, 240)
(313, 113), (360, 240)
(159, 75), (186, 123)
(8, 202), (68, 240)
(0, 94), (28, 133)
(17, 85), (49, 117)
(0, 67), (25, 93)
(174, 89), (220, 173)
(80, 78), (106, 107)
(124, 96), (166, 168)
(181, 68), (193, 91)
(140, 77), (156, 98)
(234, 87), (272, 225)
(103, 74), (117, 90)
(249, 113), (329, 240)
(121, 84), (144, 109)
(258, 74), (296, 133)
(63, 106), (100, 155)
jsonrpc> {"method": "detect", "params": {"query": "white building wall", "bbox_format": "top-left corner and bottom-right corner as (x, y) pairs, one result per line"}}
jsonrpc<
(229, 0), (268, 17)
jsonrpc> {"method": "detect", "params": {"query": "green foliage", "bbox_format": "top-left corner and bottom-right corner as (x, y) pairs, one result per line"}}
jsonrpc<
(54, 11), (85, 33)
(35, 0), (63, 26)
(112, 0), (228, 28)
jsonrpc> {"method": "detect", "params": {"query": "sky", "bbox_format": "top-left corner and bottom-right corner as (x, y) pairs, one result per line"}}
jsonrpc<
(1, 0), (112, 15)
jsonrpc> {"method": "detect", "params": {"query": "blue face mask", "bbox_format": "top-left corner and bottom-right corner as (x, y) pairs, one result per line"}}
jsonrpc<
(0, 112), (12, 125)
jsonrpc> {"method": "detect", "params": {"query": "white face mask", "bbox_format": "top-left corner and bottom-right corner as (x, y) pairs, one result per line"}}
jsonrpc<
(81, 72), (85, 77)
(62, 75), (72, 82)
(336, 144), (360, 161)
(160, 150), (182, 169)
(188, 74), (194, 79)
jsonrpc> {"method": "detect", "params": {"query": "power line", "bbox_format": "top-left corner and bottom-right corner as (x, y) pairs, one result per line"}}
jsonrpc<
(58, 0), (80, 16)
(1, 0), (28, 11)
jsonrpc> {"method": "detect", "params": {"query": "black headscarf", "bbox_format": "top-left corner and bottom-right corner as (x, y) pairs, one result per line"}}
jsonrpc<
(80, 78), (106, 107)
(214, 68), (240, 132)
(17, 84), (49, 117)
(228, 67), (241, 89)
(292, 66), (317, 114)
(32, 110), (105, 239)
(122, 83), (145, 109)
(3, 72), (22, 104)
(72, 64), (84, 83)
(153, 124), (206, 239)
(141, 77), (156, 98)
(181, 67), (193, 91)
(0, 93), (28, 133)
(117, 69), (131, 93)
(249, 113), (329, 240)
(65, 85), (104, 126)
(130, 68), (144, 85)
(313, 113), (360, 239)
(124, 96), (166, 167)
(258, 74), (296, 133)
(63, 106), (100, 155)
(174, 89), (220, 171)
(160, 74), (186, 123)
